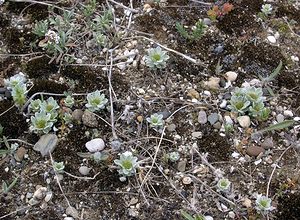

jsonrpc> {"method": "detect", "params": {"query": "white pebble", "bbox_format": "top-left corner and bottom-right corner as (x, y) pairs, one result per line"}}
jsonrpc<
(79, 166), (91, 176)
(237, 116), (251, 128)
(284, 110), (293, 117)
(291, 55), (299, 62)
(220, 100), (227, 108)
(225, 71), (238, 82)
(267, 36), (276, 43)
(203, 90), (211, 96)
(85, 138), (105, 153)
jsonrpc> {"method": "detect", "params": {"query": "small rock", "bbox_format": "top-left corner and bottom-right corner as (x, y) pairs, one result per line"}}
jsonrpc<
(228, 211), (235, 219)
(66, 206), (79, 219)
(276, 114), (285, 123)
(203, 90), (211, 96)
(44, 192), (53, 202)
(33, 187), (48, 200)
(220, 100), (227, 108)
(82, 110), (98, 127)
(198, 111), (207, 124)
(79, 166), (91, 176)
(205, 77), (220, 90)
(267, 36), (276, 43)
(242, 198), (252, 208)
(182, 176), (192, 185)
(246, 145), (265, 157)
(187, 89), (200, 99)
(283, 110), (293, 117)
(177, 159), (187, 172)
(85, 138), (105, 152)
(34, 134), (58, 157)
(208, 113), (219, 125)
(261, 137), (274, 149)
(72, 109), (84, 122)
(167, 124), (176, 132)
(192, 131), (202, 138)
(136, 115), (143, 122)
(225, 71), (238, 82)
(237, 116), (251, 128)
(15, 147), (27, 162)
(213, 122), (221, 129)
(203, 18), (211, 26)
(224, 115), (233, 124)
(64, 217), (74, 220)
(157, 111), (171, 119)
(291, 55), (299, 62)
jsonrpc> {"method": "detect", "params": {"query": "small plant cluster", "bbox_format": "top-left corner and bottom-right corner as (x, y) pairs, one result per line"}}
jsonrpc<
(228, 87), (270, 120)
(259, 4), (273, 19)
(114, 151), (139, 181)
(29, 90), (108, 134)
(176, 19), (207, 41)
(32, 1), (114, 63)
(207, 3), (234, 21)
(4, 73), (28, 108)
(145, 47), (170, 69)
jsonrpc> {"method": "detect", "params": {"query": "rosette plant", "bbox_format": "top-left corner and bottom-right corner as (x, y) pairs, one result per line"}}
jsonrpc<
(85, 90), (108, 112)
(145, 46), (170, 69)
(30, 111), (54, 134)
(40, 97), (59, 122)
(29, 99), (42, 113)
(217, 178), (231, 192)
(146, 113), (164, 128)
(114, 151), (139, 181)
(228, 96), (250, 114)
(255, 195), (275, 214)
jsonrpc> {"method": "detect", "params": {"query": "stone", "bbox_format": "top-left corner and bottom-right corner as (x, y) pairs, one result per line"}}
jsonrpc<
(79, 166), (91, 176)
(276, 114), (284, 123)
(198, 110), (207, 124)
(225, 71), (238, 82)
(242, 198), (252, 208)
(208, 113), (219, 125)
(213, 122), (221, 129)
(187, 89), (200, 99)
(283, 110), (293, 117)
(205, 77), (220, 90)
(261, 137), (274, 149)
(167, 124), (176, 132)
(66, 206), (79, 219)
(156, 110), (171, 119)
(82, 110), (98, 127)
(85, 138), (105, 152)
(182, 176), (192, 185)
(267, 36), (276, 43)
(177, 159), (187, 172)
(203, 18), (211, 26)
(220, 100), (227, 108)
(136, 115), (143, 122)
(192, 131), (202, 138)
(237, 116), (251, 128)
(72, 109), (84, 122)
(15, 147), (27, 162)
(33, 187), (48, 200)
(246, 146), (265, 157)
(34, 134), (58, 157)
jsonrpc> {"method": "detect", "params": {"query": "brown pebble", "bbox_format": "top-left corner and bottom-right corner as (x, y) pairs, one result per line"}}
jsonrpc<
(261, 137), (274, 149)
(15, 147), (27, 162)
(137, 115), (143, 122)
(246, 145), (265, 157)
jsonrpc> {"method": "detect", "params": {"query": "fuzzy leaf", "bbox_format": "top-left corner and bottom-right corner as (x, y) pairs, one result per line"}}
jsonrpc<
(267, 60), (282, 81)
(257, 120), (294, 134)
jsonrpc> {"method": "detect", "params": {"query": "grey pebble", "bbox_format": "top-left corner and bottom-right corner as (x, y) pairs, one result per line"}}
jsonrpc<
(82, 110), (98, 127)
(33, 134), (58, 157)
(208, 113), (219, 125)
(198, 111), (207, 124)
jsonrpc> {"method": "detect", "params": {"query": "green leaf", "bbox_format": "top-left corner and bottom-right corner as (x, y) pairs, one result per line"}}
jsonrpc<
(7, 177), (18, 192)
(267, 60), (282, 81)
(257, 120), (294, 134)
(266, 86), (275, 96)
(176, 22), (190, 40)
(181, 210), (195, 220)
(2, 181), (8, 193)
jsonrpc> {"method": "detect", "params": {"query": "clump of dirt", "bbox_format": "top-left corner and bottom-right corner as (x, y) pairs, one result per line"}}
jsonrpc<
(276, 2), (300, 23)
(276, 192), (300, 219)
(0, 100), (28, 138)
(25, 56), (58, 79)
(197, 128), (231, 161)
(6, 2), (49, 21)
(28, 79), (69, 96)
(3, 27), (37, 54)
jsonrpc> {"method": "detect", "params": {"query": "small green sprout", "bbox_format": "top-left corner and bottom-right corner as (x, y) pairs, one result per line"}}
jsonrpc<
(40, 97), (59, 122)
(261, 4), (272, 16)
(181, 210), (206, 220)
(4, 73), (27, 89)
(145, 46), (170, 69)
(255, 195), (275, 214)
(217, 178), (231, 192)
(30, 111), (54, 134)
(11, 83), (28, 108)
(63, 112), (73, 125)
(85, 90), (108, 112)
(114, 151), (139, 181)
(53, 161), (65, 173)
(146, 113), (164, 128)
(176, 19), (207, 41)
(2, 177), (18, 194)
(168, 151), (180, 162)
(245, 87), (265, 103)
(32, 20), (49, 37)
(228, 96), (250, 114)
(29, 99), (42, 113)
(64, 95), (75, 108)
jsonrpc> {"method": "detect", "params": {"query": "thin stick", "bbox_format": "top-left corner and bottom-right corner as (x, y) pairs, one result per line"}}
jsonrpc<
(266, 145), (292, 197)
(49, 152), (71, 208)
(141, 36), (207, 67)
(64, 171), (101, 180)
(0, 105), (15, 117)
(139, 126), (165, 190)
(188, 174), (236, 206)
(6, 139), (34, 147)
(107, 50), (118, 140)
(108, 0), (139, 13)
(190, 0), (212, 6)
(0, 206), (31, 219)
